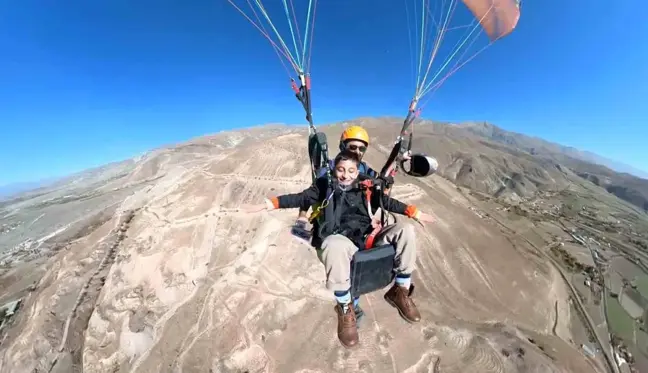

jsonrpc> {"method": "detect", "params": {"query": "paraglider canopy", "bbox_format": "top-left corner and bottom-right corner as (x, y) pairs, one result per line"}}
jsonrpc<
(463, 0), (521, 41)
(226, 0), (521, 185)
(379, 0), (521, 180)
(404, 0), (522, 105)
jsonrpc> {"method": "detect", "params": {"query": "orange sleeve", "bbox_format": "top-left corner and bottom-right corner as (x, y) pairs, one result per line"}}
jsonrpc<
(404, 205), (419, 218)
(270, 197), (279, 209)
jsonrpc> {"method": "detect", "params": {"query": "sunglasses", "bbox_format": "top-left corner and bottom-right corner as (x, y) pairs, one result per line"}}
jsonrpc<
(346, 144), (367, 152)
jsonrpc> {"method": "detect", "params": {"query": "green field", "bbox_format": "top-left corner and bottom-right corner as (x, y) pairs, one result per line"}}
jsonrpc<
(610, 257), (648, 298)
(633, 275), (648, 299)
(606, 295), (636, 343)
(637, 330), (648, 355)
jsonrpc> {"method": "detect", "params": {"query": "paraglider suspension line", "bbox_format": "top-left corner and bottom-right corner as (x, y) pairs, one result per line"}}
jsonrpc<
(291, 73), (332, 184)
(379, 99), (420, 178)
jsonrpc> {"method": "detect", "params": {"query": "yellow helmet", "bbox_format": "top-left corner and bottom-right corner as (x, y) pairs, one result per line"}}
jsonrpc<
(340, 125), (369, 145)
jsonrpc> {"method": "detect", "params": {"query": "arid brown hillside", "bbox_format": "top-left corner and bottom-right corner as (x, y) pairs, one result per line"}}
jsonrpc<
(335, 118), (646, 212)
(327, 118), (573, 203)
(567, 160), (648, 212)
(0, 123), (603, 373)
(454, 121), (648, 212)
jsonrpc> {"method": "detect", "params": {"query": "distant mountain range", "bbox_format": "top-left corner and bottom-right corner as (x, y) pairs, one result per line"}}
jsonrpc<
(2, 118), (646, 212)
(0, 159), (137, 201)
(0, 178), (61, 200)
(454, 121), (648, 179)
(332, 117), (648, 212)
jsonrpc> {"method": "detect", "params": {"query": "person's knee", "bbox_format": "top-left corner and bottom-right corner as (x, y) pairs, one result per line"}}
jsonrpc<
(321, 234), (350, 251)
(392, 221), (416, 239)
(392, 222), (417, 273)
(320, 235), (354, 291)
(326, 280), (351, 292)
(320, 235), (353, 259)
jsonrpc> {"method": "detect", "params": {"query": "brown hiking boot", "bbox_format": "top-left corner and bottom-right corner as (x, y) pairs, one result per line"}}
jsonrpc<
(335, 303), (359, 348)
(384, 283), (421, 323)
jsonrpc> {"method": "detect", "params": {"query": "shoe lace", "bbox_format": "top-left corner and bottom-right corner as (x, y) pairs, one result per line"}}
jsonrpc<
(397, 287), (415, 310)
(341, 305), (356, 327)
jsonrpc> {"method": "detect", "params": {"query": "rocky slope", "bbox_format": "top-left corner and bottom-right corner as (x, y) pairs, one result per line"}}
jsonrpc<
(0, 122), (607, 373)
(334, 117), (646, 212)
(455, 121), (648, 212)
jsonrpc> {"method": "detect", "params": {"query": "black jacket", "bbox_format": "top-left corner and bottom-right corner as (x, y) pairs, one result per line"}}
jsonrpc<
(274, 175), (415, 248)
(299, 160), (378, 212)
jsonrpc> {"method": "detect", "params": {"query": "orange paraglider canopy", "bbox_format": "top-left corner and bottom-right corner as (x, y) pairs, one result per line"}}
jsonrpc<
(462, 0), (521, 41)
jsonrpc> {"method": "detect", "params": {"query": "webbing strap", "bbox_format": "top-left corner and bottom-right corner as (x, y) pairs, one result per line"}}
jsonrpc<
(292, 74), (332, 186)
(359, 179), (383, 250)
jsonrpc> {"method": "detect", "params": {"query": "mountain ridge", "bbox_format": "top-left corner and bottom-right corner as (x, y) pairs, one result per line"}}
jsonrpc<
(0, 122), (604, 372)
(455, 121), (648, 179)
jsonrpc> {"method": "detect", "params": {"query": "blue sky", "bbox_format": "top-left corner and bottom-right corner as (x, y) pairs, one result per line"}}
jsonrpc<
(1, 0), (647, 185)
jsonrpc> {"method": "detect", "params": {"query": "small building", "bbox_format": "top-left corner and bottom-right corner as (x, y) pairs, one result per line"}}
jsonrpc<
(571, 234), (587, 246)
(581, 344), (596, 358)
(0, 299), (22, 317)
(0, 299), (22, 330)
(614, 351), (632, 373)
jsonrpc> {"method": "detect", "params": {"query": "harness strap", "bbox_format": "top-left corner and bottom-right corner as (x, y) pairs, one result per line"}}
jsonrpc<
(308, 190), (334, 223)
(359, 179), (382, 250)
(364, 225), (381, 250)
(317, 184), (338, 240)
(359, 179), (375, 220)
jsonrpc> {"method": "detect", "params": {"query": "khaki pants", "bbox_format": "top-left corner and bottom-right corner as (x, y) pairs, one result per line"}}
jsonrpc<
(316, 221), (417, 292)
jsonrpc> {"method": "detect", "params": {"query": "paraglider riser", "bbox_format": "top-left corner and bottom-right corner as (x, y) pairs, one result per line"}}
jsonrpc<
(350, 244), (396, 297)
